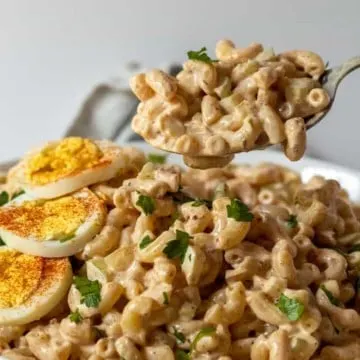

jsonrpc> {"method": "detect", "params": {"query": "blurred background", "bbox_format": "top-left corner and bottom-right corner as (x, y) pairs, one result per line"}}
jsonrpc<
(1, 0), (360, 168)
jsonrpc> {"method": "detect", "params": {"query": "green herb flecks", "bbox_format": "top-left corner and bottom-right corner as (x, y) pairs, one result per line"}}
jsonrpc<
(73, 276), (102, 308)
(175, 349), (190, 360)
(139, 235), (153, 249)
(173, 327), (186, 344)
(320, 285), (340, 306)
(136, 194), (155, 215)
(191, 199), (212, 208)
(187, 47), (217, 64)
(226, 198), (253, 222)
(148, 153), (167, 164)
(276, 293), (305, 321)
(287, 214), (298, 228)
(12, 190), (25, 199)
(0, 191), (9, 206)
(163, 230), (191, 263)
(163, 292), (169, 305)
(69, 309), (83, 323)
(190, 327), (216, 351)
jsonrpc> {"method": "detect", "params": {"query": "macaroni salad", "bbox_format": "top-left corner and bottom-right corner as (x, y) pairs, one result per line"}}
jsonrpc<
(130, 40), (330, 169)
(1, 138), (360, 360)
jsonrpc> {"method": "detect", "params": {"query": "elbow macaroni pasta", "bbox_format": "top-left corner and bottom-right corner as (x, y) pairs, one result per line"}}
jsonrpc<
(130, 39), (330, 169)
(2, 149), (360, 360)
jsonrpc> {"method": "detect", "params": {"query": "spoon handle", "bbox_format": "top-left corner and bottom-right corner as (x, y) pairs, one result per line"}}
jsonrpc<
(323, 56), (360, 97)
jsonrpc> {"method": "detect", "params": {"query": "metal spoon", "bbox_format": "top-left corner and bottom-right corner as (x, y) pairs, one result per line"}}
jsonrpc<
(305, 56), (360, 129)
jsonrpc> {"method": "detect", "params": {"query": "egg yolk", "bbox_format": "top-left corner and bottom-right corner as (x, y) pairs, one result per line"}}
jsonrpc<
(0, 196), (88, 241)
(26, 137), (103, 185)
(0, 250), (43, 308)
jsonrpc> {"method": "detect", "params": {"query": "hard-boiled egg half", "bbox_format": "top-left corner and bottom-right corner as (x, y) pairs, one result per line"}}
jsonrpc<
(9, 137), (145, 199)
(0, 188), (106, 257)
(0, 247), (72, 325)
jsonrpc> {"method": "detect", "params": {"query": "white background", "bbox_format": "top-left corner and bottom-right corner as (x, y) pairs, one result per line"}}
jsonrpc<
(1, 0), (360, 168)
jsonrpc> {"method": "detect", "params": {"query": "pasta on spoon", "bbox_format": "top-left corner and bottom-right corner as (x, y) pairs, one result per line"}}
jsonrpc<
(130, 39), (330, 169)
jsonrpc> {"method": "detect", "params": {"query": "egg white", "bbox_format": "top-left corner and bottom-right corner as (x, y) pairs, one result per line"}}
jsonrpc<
(10, 140), (145, 199)
(0, 189), (106, 257)
(0, 247), (72, 325)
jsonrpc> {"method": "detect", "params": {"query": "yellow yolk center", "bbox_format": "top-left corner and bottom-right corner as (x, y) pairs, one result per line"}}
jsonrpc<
(0, 196), (88, 241)
(26, 137), (103, 185)
(0, 250), (43, 308)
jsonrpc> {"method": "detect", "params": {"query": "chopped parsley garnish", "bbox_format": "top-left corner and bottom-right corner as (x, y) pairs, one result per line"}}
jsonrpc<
(190, 327), (216, 351)
(175, 349), (190, 360)
(226, 198), (254, 222)
(276, 293), (305, 321)
(0, 237), (5, 246)
(192, 199), (212, 208)
(349, 244), (360, 253)
(187, 47), (217, 64)
(148, 153), (167, 164)
(173, 327), (186, 344)
(136, 194), (155, 215)
(163, 291), (169, 305)
(11, 189), (25, 199)
(163, 230), (191, 263)
(320, 285), (340, 306)
(139, 235), (153, 249)
(73, 276), (102, 308)
(287, 214), (298, 228)
(0, 191), (9, 206)
(69, 309), (83, 323)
